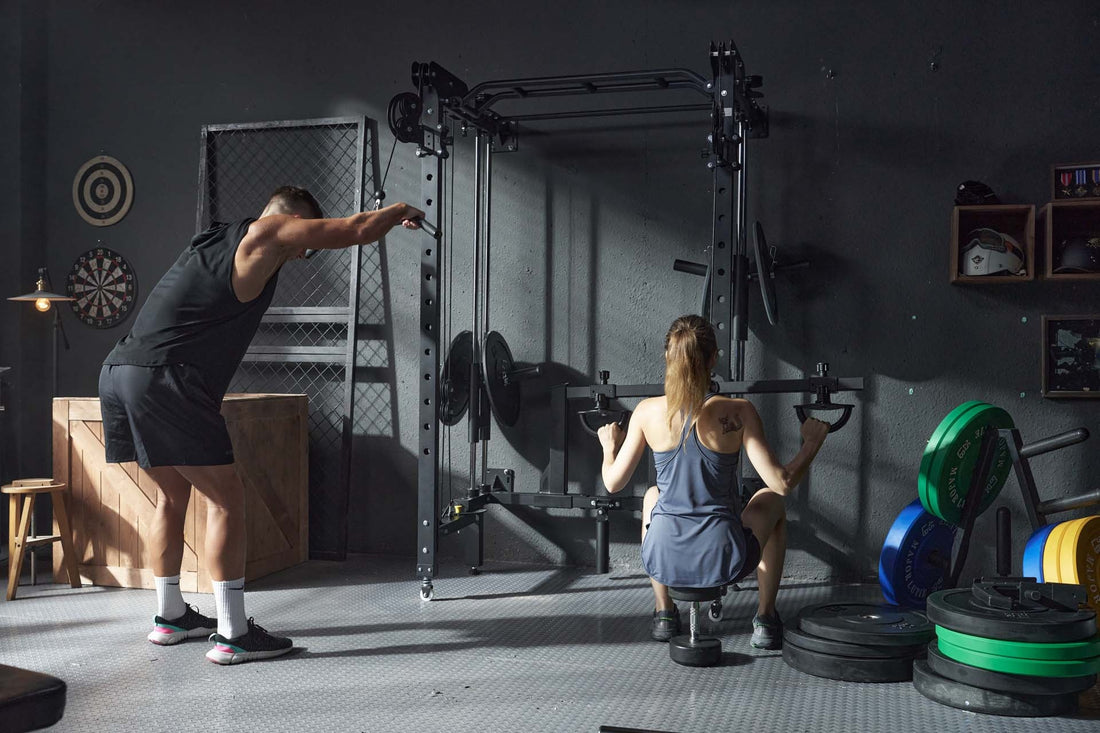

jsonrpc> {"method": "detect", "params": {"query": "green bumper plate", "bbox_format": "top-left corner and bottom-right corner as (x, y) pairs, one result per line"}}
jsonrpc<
(917, 401), (985, 517)
(936, 636), (1100, 678)
(918, 403), (1014, 524)
(936, 625), (1100, 661)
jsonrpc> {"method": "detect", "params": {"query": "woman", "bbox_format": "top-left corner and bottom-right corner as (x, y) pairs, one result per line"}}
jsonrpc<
(597, 315), (829, 649)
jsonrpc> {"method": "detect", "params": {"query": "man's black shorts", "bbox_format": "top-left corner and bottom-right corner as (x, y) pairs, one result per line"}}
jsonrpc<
(98, 363), (234, 468)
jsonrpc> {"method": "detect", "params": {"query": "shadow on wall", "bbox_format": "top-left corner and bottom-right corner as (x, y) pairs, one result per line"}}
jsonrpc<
(496, 360), (615, 496)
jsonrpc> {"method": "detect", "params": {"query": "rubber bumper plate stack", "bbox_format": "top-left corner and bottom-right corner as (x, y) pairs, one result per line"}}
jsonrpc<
(916, 580), (1100, 716)
(782, 602), (933, 682)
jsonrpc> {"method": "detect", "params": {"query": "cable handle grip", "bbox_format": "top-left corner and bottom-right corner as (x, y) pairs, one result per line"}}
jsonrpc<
(794, 402), (853, 433)
(579, 408), (630, 437)
(410, 217), (442, 240)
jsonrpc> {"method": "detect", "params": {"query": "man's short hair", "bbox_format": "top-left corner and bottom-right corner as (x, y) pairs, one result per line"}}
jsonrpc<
(266, 186), (324, 219)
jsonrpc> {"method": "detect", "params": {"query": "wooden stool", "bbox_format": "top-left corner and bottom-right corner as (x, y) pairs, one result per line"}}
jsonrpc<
(3, 479), (81, 601)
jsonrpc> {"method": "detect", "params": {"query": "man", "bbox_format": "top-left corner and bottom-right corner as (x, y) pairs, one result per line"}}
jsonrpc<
(99, 186), (424, 664)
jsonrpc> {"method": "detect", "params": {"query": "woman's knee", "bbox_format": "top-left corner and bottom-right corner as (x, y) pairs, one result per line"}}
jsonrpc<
(742, 488), (785, 537)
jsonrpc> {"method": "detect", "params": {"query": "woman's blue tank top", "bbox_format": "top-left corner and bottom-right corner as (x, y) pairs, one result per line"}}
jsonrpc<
(640, 395), (747, 587)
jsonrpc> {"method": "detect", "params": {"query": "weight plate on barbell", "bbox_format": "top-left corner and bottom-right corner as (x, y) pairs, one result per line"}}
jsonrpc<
(917, 401), (987, 516)
(752, 221), (778, 327)
(879, 499), (956, 609)
(936, 625), (1100, 661)
(439, 330), (473, 426)
(796, 602), (935, 646)
(1057, 516), (1100, 612)
(919, 403), (1014, 524)
(926, 641), (1098, 696)
(936, 635), (1100, 677)
(927, 587), (1097, 643)
(782, 638), (920, 682)
(912, 659), (1079, 717)
(482, 330), (520, 427)
(1022, 524), (1057, 583)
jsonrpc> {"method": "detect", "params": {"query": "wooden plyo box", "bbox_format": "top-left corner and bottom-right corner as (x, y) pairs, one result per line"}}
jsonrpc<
(51, 394), (308, 593)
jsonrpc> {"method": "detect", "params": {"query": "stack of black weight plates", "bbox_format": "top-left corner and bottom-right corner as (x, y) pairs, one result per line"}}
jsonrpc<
(782, 602), (933, 682)
(916, 585), (1100, 717)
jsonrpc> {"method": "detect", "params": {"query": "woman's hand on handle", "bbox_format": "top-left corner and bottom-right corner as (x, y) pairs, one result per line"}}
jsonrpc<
(800, 416), (830, 446)
(595, 401), (650, 494)
(598, 422), (625, 456)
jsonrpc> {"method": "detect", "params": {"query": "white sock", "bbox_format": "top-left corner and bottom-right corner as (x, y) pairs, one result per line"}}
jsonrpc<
(212, 578), (247, 640)
(155, 575), (186, 620)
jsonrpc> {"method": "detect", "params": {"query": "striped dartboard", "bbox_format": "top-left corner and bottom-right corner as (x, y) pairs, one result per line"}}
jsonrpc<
(67, 247), (137, 328)
(72, 156), (134, 227)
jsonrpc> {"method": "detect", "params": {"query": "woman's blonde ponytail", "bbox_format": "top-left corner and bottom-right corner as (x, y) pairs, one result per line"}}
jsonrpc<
(664, 315), (717, 430)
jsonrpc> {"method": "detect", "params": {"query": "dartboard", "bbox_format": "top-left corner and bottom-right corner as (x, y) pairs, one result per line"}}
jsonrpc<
(67, 247), (138, 328)
(72, 155), (134, 227)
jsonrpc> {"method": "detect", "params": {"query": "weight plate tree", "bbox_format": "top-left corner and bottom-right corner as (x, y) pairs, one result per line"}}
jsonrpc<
(72, 155), (134, 227)
(66, 246), (137, 328)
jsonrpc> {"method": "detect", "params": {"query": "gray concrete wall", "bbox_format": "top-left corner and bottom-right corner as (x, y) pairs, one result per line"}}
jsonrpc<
(9, 1), (1100, 583)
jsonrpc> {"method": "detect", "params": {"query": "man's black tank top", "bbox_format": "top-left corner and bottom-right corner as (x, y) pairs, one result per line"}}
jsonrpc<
(103, 218), (278, 400)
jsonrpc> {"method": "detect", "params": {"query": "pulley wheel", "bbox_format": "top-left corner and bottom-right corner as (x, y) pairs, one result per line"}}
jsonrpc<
(440, 331), (473, 426)
(388, 92), (422, 144)
(482, 331), (521, 427)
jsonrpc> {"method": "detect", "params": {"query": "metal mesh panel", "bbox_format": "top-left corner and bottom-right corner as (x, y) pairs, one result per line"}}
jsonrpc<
(197, 117), (372, 559)
(352, 244), (397, 440)
(199, 122), (361, 307)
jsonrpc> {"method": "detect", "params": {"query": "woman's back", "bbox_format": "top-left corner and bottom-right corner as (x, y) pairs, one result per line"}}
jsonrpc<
(649, 395), (743, 521)
(638, 395), (750, 587)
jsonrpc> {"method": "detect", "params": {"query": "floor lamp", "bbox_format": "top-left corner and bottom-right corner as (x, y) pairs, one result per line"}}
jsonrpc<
(7, 266), (73, 584)
(8, 266), (73, 398)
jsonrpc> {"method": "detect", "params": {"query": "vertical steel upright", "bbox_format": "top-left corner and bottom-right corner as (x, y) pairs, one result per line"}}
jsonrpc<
(416, 88), (446, 600)
(708, 43), (739, 382)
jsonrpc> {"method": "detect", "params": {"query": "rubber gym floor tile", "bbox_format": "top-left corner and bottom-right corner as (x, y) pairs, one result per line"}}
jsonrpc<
(1, 555), (1096, 732)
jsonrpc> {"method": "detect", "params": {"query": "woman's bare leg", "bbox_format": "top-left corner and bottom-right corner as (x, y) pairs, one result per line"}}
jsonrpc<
(641, 485), (673, 611)
(740, 487), (787, 617)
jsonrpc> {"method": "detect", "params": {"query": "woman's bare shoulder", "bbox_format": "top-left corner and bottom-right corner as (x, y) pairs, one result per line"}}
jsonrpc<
(701, 396), (754, 426)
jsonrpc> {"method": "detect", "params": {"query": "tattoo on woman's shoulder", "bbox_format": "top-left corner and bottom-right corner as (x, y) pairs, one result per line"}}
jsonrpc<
(719, 416), (743, 434)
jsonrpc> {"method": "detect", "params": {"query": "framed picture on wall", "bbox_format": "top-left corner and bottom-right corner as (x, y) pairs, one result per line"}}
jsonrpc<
(1042, 315), (1100, 398)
